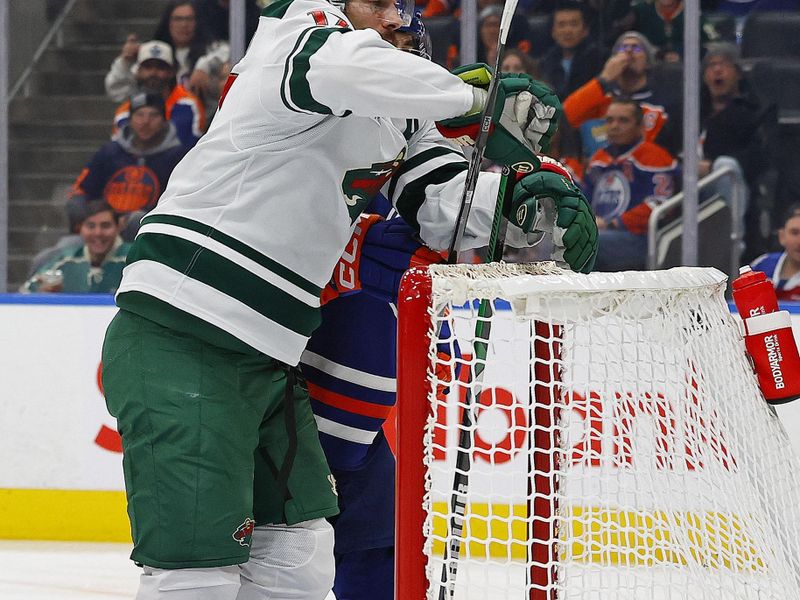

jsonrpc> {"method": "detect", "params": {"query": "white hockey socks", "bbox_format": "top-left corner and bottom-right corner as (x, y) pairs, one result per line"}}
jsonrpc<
(136, 565), (241, 600)
(237, 518), (335, 600)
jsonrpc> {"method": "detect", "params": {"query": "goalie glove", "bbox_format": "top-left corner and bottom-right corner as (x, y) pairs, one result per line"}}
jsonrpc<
(508, 158), (598, 274)
(435, 64), (562, 168)
(322, 215), (445, 305)
(741, 311), (800, 404)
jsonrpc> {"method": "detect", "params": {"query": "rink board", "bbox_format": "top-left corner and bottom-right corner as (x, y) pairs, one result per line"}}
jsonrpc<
(0, 295), (126, 541)
(1, 294), (800, 543)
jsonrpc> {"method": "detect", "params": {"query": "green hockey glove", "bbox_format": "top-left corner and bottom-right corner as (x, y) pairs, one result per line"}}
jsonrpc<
(508, 159), (598, 273)
(436, 63), (562, 169)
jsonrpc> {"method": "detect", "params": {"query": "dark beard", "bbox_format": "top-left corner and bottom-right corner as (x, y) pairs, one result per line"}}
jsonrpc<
(138, 77), (170, 95)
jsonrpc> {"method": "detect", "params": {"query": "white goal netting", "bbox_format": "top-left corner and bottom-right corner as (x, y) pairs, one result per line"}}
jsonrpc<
(396, 263), (800, 600)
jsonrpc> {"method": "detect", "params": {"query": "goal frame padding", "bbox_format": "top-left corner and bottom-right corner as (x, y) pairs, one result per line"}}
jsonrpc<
(396, 267), (433, 600)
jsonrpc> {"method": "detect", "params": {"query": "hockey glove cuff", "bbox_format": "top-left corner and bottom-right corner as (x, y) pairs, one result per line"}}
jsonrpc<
(321, 213), (384, 305)
(508, 159), (598, 273)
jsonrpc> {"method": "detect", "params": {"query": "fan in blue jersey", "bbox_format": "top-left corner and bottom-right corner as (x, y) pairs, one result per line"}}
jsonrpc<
(751, 203), (800, 302)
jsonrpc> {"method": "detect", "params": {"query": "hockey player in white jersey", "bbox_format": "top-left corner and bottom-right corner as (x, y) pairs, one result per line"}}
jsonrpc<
(100, 0), (598, 598)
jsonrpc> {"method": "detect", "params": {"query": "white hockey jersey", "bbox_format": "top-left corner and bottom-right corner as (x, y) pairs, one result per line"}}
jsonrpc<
(116, 0), (508, 365)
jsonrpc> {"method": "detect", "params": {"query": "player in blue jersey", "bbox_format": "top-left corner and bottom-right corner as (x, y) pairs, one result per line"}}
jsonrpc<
(751, 203), (800, 302)
(301, 208), (433, 600)
(299, 17), (445, 600)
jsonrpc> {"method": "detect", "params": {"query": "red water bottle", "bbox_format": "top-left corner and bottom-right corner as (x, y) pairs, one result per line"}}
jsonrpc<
(742, 311), (800, 404)
(733, 266), (800, 404)
(732, 266), (779, 319)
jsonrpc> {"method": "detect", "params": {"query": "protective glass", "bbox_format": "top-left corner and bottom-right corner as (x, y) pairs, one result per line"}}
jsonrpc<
(396, 0), (415, 26)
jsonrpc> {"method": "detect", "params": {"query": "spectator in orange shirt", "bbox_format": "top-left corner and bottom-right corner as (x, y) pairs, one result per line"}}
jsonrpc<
(563, 31), (677, 157)
(112, 41), (206, 149)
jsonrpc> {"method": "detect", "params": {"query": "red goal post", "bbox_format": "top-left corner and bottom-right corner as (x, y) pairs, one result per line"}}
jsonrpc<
(395, 263), (800, 600)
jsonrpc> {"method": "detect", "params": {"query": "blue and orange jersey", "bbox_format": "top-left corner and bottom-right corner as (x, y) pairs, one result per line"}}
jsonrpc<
(300, 193), (397, 471)
(112, 85), (206, 149)
(563, 78), (669, 144)
(751, 252), (800, 302)
(301, 291), (398, 472)
(558, 155), (585, 186)
(71, 134), (187, 214)
(583, 140), (679, 235)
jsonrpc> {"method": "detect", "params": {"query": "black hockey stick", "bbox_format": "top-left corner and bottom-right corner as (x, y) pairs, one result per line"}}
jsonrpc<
(437, 169), (518, 600)
(445, 0), (521, 265)
(438, 0), (521, 592)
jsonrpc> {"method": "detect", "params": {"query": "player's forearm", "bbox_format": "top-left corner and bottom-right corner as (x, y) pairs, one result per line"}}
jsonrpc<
(414, 170), (502, 251)
(306, 30), (474, 121)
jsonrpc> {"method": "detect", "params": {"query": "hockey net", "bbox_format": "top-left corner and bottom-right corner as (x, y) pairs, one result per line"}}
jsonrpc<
(395, 263), (800, 600)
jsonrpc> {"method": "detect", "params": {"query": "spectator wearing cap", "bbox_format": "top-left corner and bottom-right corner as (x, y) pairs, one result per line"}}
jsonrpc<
(699, 42), (770, 259)
(563, 31), (677, 157)
(21, 201), (131, 294)
(619, 0), (718, 63)
(106, 1), (231, 104)
(111, 40), (206, 149)
(69, 93), (188, 241)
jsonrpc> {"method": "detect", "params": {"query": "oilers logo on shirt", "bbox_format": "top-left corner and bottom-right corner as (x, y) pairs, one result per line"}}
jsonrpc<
(104, 165), (161, 213)
(592, 170), (631, 221)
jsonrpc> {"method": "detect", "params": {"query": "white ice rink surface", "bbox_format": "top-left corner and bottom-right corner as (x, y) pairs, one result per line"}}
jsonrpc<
(2, 540), (797, 599)
(0, 541), (338, 600)
(0, 540), (139, 599)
